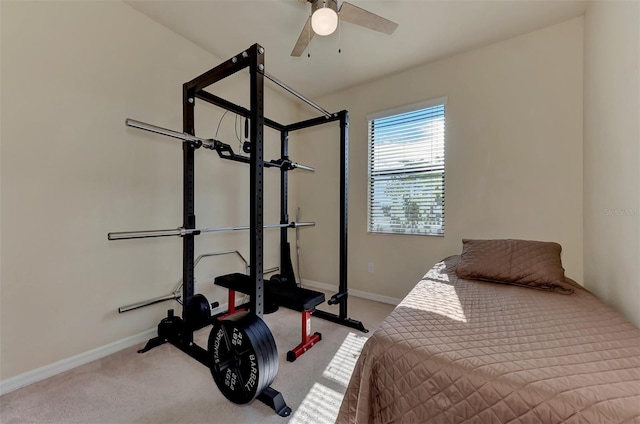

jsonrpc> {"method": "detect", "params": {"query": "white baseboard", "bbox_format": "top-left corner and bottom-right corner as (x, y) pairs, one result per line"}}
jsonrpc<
(0, 287), (395, 396)
(301, 279), (402, 306)
(0, 327), (156, 396)
(0, 297), (244, 397)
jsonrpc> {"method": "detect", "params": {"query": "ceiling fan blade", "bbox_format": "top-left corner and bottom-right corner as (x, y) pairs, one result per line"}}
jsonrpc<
(339, 1), (398, 35)
(291, 16), (315, 57)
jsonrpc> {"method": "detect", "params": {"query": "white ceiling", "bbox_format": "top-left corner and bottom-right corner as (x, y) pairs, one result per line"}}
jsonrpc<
(125, 0), (587, 99)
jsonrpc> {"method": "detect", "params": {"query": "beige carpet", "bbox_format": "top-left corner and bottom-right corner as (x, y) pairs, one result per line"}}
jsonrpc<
(0, 294), (394, 424)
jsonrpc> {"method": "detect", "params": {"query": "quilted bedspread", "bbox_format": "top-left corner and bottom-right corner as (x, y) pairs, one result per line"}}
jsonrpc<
(337, 256), (640, 423)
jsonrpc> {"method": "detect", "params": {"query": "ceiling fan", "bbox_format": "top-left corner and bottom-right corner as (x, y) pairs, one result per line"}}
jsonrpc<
(291, 0), (398, 57)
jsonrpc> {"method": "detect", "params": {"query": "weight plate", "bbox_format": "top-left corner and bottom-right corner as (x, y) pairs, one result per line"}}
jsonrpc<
(244, 321), (270, 397)
(208, 312), (278, 404)
(246, 316), (278, 396)
(186, 294), (211, 330)
(250, 318), (278, 395)
(245, 316), (277, 398)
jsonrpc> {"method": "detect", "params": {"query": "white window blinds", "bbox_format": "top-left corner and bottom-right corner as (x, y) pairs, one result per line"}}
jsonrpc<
(367, 98), (446, 236)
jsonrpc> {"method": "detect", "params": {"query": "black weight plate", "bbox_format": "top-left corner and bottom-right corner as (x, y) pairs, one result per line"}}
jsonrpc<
(244, 315), (278, 396)
(251, 322), (274, 382)
(221, 315), (255, 402)
(244, 317), (277, 396)
(238, 315), (275, 400)
(239, 314), (276, 398)
(208, 312), (278, 404)
(242, 321), (267, 397)
(186, 294), (211, 330)
(209, 317), (251, 403)
(256, 318), (278, 379)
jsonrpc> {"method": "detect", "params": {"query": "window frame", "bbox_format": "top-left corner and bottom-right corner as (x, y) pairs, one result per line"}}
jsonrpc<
(366, 96), (447, 237)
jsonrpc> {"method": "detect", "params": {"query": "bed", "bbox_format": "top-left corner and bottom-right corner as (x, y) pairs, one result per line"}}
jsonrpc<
(337, 239), (640, 423)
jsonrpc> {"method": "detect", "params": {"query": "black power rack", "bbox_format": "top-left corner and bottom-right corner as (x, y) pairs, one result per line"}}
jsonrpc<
(110, 43), (366, 416)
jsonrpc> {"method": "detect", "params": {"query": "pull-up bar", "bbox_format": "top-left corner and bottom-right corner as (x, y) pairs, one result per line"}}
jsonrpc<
(108, 221), (315, 241)
(262, 71), (332, 119)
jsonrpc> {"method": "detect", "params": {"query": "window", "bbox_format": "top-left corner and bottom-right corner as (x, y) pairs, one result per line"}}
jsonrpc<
(367, 97), (446, 236)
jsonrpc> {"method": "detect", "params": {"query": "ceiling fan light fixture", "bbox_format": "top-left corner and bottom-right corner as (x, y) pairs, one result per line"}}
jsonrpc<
(311, 0), (338, 36)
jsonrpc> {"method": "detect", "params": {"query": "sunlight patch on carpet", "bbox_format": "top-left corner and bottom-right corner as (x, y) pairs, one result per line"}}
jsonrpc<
(322, 332), (367, 387)
(289, 382), (343, 424)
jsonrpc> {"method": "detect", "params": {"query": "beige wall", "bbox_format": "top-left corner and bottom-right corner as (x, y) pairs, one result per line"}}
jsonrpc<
(5, 0), (634, 384)
(584, 1), (640, 327)
(1, 1), (298, 380)
(293, 18), (584, 300)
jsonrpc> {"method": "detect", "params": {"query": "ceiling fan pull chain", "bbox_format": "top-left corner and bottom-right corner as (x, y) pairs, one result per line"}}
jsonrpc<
(308, 12), (312, 58)
(338, 15), (342, 53)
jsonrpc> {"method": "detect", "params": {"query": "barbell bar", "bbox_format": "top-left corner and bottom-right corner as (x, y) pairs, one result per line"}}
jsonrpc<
(125, 118), (314, 172)
(117, 247), (280, 314)
(126, 118), (216, 148)
(108, 221), (315, 241)
(284, 161), (314, 172)
(117, 267), (278, 314)
(118, 293), (179, 314)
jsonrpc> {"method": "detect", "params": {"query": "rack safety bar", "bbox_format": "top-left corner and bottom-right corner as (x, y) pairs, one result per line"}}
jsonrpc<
(108, 221), (315, 241)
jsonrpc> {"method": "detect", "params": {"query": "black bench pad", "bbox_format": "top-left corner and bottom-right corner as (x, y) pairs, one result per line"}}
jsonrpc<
(214, 273), (325, 312)
(214, 273), (253, 293)
(267, 283), (325, 312)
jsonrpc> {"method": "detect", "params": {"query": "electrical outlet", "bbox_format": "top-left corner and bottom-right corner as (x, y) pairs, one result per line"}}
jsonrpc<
(367, 262), (374, 273)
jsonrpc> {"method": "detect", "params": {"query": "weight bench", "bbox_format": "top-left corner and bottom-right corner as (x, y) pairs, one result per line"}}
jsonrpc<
(214, 273), (325, 362)
(214, 274), (248, 320)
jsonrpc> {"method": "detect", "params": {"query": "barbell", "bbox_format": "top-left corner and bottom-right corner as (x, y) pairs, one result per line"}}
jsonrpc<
(108, 221), (315, 241)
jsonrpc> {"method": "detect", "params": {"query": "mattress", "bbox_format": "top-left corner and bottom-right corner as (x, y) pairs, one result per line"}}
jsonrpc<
(337, 256), (640, 423)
